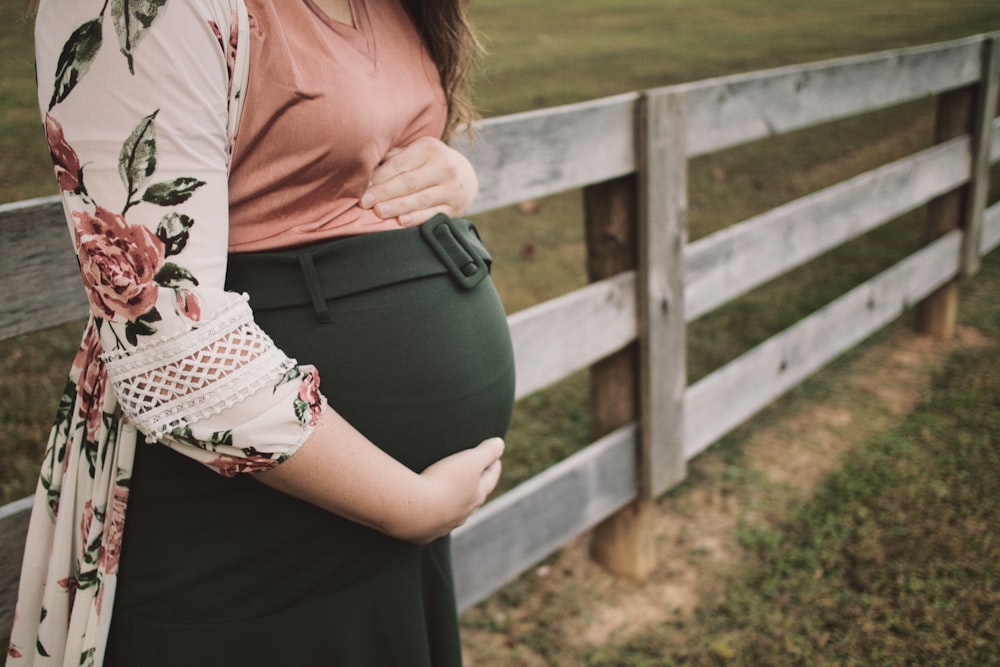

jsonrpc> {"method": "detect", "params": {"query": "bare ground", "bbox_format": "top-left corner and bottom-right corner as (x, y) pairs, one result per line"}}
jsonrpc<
(460, 323), (995, 666)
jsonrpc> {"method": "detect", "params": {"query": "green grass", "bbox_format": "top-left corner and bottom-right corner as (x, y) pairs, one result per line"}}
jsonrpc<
(583, 253), (1000, 666)
(468, 0), (1000, 116)
(0, 2), (48, 203)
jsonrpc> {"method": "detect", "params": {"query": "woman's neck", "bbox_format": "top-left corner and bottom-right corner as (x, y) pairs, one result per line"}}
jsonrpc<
(311, 0), (354, 27)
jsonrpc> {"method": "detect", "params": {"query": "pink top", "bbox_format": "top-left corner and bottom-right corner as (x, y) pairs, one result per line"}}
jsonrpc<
(228, 0), (447, 251)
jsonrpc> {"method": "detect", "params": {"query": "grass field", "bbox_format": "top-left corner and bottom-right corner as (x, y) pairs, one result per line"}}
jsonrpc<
(460, 254), (999, 665)
(2, 1), (1000, 662)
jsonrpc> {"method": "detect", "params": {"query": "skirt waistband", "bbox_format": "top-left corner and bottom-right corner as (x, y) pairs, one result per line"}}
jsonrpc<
(225, 214), (492, 322)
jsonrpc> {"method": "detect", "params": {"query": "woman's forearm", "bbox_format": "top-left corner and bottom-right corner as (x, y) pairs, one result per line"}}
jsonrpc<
(253, 407), (503, 544)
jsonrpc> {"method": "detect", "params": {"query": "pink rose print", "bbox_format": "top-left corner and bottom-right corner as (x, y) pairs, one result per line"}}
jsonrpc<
(298, 368), (323, 427)
(80, 499), (94, 547)
(44, 113), (81, 193)
(209, 17), (239, 90)
(95, 581), (107, 617)
(73, 327), (107, 443)
(176, 288), (202, 322)
(99, 484), (129, 574)
(74, 207), (165, 321)
(207, 453), (279, 477)
(57, 575), (79, 611)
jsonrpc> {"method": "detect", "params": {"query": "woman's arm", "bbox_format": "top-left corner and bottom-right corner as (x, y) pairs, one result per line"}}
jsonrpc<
(257, 411), (503, 544)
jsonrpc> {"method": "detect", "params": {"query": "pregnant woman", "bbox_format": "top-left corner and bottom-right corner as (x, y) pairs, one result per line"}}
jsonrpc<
(8, 0), (514, 665)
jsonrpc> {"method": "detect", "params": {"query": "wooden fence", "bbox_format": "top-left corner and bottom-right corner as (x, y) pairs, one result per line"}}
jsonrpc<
(2, 31), (998, 637)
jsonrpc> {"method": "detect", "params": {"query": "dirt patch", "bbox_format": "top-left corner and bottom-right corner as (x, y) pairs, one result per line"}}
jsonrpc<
(461, 325), (993, 665)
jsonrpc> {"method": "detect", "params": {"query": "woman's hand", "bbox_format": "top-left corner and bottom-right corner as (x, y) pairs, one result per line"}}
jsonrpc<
(359, 136), (478, 227)
(397, 437), (504, 544)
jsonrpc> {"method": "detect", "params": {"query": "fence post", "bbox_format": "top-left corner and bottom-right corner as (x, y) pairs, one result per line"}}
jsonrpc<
(963, 35), (999, 275)
(637, 89), (688, 499)
(583, 175), (654, 578)
(916, 88), (975, 337)
(585, 89), (688, 579)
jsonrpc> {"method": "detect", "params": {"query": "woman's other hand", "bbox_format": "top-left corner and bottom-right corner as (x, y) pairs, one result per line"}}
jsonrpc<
(401, 437), (504, 543)
(359, 136), (478, 226)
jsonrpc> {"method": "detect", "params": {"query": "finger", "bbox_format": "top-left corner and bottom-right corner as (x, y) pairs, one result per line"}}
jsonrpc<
(368, 140), (437, 187)
(395, 205), (452, 228)
(476, 460), (502, 506)
(377, 187), (470, 225)
(369, 152), (419, 186)
(371, 184), (446, 220)
(477, 437), (505, 460)
(361, 169), (440, 211)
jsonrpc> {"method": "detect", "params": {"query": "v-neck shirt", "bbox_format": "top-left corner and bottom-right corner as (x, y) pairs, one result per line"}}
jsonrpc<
(228, 0), (447, 251)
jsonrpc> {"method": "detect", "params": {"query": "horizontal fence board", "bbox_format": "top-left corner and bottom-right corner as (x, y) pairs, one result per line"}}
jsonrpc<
(684, 137), (971, 321)
(992, 115), (1000, 162)
(679, 37), (984, 157)
(458, 93), (638, 215)
(684, 231), (963, 459)
(452, 425), (638, 611)
(0, 496), (34, 641)
(982, 202), (1000, 256)
(0, 196), (89, 340)
(509, 272), (637, 400)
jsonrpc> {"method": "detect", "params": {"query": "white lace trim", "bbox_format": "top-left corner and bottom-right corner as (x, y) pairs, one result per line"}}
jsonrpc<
(103, 297), (296, 443)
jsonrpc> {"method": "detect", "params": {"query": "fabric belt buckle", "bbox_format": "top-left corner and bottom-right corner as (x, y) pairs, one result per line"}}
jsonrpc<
(420, 214), (490, 289)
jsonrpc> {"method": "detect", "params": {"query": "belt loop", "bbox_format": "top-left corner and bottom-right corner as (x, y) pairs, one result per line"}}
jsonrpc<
(420, 214), (490, 289)
(298, 253), (332, 323)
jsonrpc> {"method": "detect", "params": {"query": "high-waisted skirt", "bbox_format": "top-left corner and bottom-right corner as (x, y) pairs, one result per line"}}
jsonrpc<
(105, 216), (516, 666)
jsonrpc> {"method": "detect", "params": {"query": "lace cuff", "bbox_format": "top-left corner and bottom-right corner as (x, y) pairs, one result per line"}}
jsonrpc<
(103, 297), (296, 442)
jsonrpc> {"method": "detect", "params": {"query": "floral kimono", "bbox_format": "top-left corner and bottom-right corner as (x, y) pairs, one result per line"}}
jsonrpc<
(7, 1), (326, 664)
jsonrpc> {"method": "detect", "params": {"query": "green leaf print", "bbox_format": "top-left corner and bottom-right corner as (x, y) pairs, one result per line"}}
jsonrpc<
(210, 430), (234, 447)
(154, 261), (198, 288)
(119, 110), (159, 209)
(124, 307), (162, 346)
(142, 176), (206, 206)
(49, 18), (104, 110)
(111, 0), (168, 74)
(274, 365), (303, 392)
(55, 378), (77, 440)
(156, 212), (194, 256)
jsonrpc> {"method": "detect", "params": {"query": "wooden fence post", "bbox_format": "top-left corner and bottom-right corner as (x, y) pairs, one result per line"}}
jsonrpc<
(637, 90), (688, 499)
(585, 89), (688, 579)
(962, 35), (999, 276)
(916, 91), (974, 338)
(917, 35), (998, 336)
(583, 175), (653, 578)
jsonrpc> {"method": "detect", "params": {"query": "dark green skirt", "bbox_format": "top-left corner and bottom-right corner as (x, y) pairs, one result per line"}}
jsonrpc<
(105, 216), (515, 666)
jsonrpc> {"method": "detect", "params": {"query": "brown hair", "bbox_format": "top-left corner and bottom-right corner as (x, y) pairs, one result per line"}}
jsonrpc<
(400, 0), (482, 139)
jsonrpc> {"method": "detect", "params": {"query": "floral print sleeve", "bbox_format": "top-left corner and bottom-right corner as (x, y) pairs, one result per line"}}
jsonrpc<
(38, 0), (325, 470)
(7, 0), (325, 664)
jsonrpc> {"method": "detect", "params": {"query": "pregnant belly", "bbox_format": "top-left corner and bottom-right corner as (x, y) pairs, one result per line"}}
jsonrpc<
(256, 271), (516, 471)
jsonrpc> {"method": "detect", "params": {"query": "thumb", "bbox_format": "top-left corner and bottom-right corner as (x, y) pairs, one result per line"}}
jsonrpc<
(476, 437), (505, 464)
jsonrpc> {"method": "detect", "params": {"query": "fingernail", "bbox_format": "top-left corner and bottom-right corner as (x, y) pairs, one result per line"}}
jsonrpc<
(360, 192), (374, 208)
